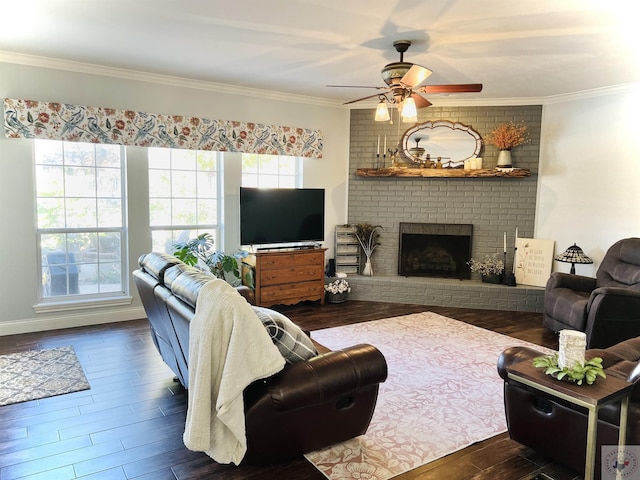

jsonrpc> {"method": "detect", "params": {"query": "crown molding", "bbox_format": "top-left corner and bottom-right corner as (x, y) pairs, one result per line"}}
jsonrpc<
(0, 51), (342, 109)
(2, 51), (636, 110)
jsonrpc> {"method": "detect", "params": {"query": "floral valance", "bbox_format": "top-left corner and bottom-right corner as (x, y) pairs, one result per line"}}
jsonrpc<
(3, 98), (323, 158)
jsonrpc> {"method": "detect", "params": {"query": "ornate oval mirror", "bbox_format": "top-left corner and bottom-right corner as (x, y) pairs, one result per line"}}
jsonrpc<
(401, 120), (483, 167)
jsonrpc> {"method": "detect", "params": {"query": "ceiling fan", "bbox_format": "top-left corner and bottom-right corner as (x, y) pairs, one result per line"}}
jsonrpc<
(328, 40), (482, 121)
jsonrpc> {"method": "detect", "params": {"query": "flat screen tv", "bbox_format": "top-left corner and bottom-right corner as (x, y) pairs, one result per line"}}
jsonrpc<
(240, 187), (325, 247)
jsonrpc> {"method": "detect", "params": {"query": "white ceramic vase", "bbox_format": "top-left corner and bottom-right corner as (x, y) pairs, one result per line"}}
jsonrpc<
(362, 257), (373, 276)
(497, 150), (512, 168)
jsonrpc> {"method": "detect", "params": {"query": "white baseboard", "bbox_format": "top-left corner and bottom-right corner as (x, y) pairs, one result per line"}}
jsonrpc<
(0, 306), (147, 336)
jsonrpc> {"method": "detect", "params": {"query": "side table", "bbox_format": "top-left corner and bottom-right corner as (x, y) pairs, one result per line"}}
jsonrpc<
(507, 360), (633, 480)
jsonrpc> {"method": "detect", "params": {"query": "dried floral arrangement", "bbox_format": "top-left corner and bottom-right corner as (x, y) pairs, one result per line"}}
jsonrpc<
(485, 122), (530, 151)
(467, 254), (505, 276)
(353, 223), (382, 258)
(324, 278), (351, 294)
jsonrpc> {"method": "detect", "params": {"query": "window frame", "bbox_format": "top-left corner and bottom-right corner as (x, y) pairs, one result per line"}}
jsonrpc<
(33, 140), (129, 308)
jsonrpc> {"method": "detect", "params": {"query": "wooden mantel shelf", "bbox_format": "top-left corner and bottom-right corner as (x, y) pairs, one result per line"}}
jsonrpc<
(356, 167), (531, 178)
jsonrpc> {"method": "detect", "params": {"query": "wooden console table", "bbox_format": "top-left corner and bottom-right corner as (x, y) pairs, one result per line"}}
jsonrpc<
(251, 248), (326, 307)
(507, 361), (632, 480)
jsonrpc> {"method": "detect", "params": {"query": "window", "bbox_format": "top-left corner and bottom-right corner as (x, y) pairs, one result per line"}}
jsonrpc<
(148, 148), (221, 253)
(35, 140), (127, 301)
(241, 154), (301, 188)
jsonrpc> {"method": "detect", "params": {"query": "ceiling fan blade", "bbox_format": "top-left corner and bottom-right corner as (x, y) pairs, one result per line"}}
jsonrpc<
(411, 93), (432, 109)
(418, 84), (483, 94)
(401, 65), (433, 88)
(343, 92), (386, 105)
(326, 85), (386, 89)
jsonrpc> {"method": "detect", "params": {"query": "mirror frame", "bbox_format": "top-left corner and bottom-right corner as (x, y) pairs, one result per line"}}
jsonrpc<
(401, 120), (483, 167)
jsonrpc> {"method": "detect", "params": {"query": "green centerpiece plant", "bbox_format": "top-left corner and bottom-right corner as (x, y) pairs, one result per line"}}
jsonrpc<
(533, 354), (606, 385)
(172, 233), (247, 287)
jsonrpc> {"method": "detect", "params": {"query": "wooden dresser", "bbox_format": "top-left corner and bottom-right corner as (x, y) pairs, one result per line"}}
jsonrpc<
(252, 248), (326, 307)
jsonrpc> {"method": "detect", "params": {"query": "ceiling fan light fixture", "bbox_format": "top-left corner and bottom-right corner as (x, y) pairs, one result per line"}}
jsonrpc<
(401, 97), (418, 123)
(375, 100), (390, 122)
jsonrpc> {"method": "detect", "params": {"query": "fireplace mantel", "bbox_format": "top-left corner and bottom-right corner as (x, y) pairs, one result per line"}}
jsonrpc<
(356, 167), (531, 178)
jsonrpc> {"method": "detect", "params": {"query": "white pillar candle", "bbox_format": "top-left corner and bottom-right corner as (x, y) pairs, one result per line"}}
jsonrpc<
(558, 330), (586, 369)
(515, 227), (518, 247)
(384, 135), (387, 152)
(503, 232), (507, 253)
(377, 135), (380, 155)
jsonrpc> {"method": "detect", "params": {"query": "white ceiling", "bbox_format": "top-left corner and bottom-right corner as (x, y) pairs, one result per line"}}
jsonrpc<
(1, 0), (639, 106)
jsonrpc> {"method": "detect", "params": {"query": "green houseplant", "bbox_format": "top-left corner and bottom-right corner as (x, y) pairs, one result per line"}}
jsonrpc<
(172, 233), (247, 287)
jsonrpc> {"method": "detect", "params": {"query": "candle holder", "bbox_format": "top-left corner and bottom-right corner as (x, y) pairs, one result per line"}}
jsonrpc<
(387, 147), (399, 167)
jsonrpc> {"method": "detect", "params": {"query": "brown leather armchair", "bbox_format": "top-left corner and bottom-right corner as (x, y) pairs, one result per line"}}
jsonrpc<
(497, 337), (640, 477)
(133, 252), (387, 464)
(543, 237), (640, 348)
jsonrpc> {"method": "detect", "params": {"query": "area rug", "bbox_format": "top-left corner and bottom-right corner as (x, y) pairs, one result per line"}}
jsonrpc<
(305, 312), (553, 480)
(0, 346), (90, 406)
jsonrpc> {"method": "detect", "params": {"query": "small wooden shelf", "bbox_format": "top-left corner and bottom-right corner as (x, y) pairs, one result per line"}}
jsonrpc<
(355, 167), (531, 178)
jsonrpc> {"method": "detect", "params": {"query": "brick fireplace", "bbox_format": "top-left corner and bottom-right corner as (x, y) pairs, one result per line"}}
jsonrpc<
(345, 104), (544, 312)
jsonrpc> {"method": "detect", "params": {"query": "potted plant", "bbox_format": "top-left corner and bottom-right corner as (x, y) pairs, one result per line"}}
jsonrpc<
(485, 121), (530, 168)
(324, 278), (351, 303)
(467, 254), (505, 283)
(172, 233), (247, 287)
(353, 223), (382, 276)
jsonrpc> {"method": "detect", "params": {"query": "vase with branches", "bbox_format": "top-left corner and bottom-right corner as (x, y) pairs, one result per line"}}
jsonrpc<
(353, 223), (382, 276)
(485, 121), (530, 168)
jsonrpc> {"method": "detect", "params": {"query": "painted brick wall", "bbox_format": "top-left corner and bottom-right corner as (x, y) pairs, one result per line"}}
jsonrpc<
(345, 105), (544, 311)
(348, 105), (542, 277)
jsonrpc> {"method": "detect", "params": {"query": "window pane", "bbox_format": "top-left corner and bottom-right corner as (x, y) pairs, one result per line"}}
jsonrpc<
(35, 140), (63, 165)
(172, 198), (197, 224)
(150, 198), (171, 226)
(65, 166), (96, 197)
(198, 199), (218, 224)
(97, 167), (121, 197)
(37, 198), (65, 228)
(96, 144), (121, 167)
(36, 165), (64, 197)
(97, 199), (122, 227)
(171, 149), (196, 170)
(66, 198), (97, 228)
(149, 147), (171, 169)
(197, 171), (217, 198)
(148, 169), (170, 197)
(64, 143), (96, 166)
(172, 170), (197, 198)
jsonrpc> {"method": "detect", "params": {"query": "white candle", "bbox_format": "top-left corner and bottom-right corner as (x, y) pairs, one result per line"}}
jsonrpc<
(377, 135), (380, 155)
(384, 135), (387, 152)
(515, 227), (518, 247)
(503, 232), (507, 253)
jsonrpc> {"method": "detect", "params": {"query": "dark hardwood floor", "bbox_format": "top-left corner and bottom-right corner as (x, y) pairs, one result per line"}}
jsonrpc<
(0, 301), (581, 480)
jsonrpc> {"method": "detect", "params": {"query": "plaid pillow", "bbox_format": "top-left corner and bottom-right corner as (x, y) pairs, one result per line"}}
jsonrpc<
(252, 307), (318, 363)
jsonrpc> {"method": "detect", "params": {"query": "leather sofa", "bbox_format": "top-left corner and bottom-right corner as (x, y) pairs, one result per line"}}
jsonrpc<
(543, 237), (640, 348)
(497, 337), (640, 476)
(133, 252), (388, 464)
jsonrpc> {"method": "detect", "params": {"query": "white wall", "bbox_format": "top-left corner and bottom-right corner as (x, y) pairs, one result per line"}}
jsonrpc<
(536, 86), (640, 276)
(0, 61), (350, 334)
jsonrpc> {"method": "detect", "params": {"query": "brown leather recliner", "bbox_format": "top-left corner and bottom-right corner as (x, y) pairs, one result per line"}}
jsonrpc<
(543, 237), (640, 348)
(133, 252), (387, 464)
(497, 338), (640, 477)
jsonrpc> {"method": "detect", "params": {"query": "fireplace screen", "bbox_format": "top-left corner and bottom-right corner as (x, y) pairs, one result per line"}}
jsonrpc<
(398, 223), (473, 279)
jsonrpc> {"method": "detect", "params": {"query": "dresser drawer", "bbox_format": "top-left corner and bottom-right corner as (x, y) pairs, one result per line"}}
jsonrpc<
(258, 250), (324, 269)
(260, 265), (323, 286)
(260, 282), (324, 305)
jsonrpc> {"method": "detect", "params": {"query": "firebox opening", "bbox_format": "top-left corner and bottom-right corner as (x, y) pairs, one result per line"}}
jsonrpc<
(398, 223), (472, 279)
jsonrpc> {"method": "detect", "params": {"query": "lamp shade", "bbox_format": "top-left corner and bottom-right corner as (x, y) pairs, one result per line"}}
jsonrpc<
(555, 243), (593, 274)
(401, 97), (418, 122)
(375, 101), (390, 122)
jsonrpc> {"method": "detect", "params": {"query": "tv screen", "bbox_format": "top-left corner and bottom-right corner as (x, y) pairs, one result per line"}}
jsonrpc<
(240, 187), (325, 246)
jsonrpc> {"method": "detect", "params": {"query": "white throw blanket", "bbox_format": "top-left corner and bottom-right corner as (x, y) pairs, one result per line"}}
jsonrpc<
(183, 279), (285, 465)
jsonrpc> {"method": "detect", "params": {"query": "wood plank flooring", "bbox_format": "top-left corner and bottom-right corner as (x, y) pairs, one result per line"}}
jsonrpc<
(0, 301), (581, 480)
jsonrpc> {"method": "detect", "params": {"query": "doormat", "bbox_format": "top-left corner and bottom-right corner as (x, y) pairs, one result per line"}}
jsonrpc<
(0, 346), (90, 406)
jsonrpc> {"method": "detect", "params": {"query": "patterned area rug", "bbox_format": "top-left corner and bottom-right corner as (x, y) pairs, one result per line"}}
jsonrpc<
(305, 312), (553, 480)
(0, 346), (90, 406)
